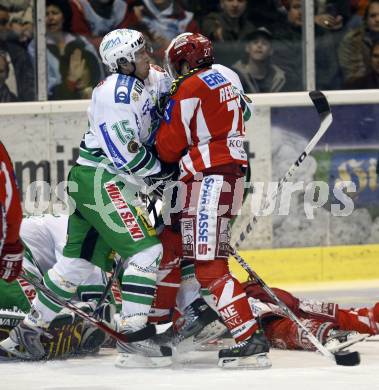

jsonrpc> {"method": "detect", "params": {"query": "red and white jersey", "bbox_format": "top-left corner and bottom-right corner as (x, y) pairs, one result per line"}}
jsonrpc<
(0, 142), (22, 253)
(156, 66), (247, 181)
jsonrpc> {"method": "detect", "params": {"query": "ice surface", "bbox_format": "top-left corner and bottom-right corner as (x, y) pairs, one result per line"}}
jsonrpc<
(1, 287), (378, 390)
(2, 341), (378, 390)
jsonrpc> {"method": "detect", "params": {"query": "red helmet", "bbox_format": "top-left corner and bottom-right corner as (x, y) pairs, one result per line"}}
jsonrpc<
(165, 33), (215, 79)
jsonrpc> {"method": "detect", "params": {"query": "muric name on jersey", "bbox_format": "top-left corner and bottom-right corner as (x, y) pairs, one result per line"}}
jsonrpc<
(104, 182), (145, 241)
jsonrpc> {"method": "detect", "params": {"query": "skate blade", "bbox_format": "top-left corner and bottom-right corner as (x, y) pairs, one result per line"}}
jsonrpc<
(218, 353), (272, 369)
(176, 321), (227, 353)
(115, 353), (173, 368)
(325, 333), (369, 353)
(194, 321), (227, 345)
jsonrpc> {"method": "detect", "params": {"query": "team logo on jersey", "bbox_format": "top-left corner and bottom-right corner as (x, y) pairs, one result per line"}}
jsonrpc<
(131, 91), (140, 102)
(104, 182), (145, 241)
(198, 70), (229, 90)
(127, 140), (139, 153)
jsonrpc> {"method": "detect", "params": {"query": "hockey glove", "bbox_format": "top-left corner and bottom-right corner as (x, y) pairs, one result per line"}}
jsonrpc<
(144, 162), (179, 198)
(0, 240), (24, 282)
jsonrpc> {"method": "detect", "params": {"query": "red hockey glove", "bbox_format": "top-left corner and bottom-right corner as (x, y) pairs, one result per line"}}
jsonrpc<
(0, 240), (24, 282)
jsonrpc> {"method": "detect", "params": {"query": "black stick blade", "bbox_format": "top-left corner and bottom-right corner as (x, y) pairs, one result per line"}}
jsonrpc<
(334, 350), (361, 366)
(309, 90), (330, 115)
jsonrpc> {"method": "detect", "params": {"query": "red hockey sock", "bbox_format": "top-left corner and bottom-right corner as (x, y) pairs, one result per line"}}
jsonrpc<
(265, 317), (334, 351)
(210, 275), (258, 342)
(196, 260), (258, 342)
(337, 303), (379, 335)
(149, 267), (181, 323)
(149, 227), (182, 323)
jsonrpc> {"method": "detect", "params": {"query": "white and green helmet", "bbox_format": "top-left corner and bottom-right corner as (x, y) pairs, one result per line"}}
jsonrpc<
(99, 29), (146, 73)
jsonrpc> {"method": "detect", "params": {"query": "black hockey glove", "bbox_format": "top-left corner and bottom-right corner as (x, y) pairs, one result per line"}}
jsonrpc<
(156, 93), (170, 119)
(143, 162), (179, 198)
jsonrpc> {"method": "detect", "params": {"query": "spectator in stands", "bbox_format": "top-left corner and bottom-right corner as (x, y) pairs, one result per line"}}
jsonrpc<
(179, 0), (219, 26)
(8, 5), (33, 47)
(201, 0), (255, 41)
(313, 1), (364, 31)
(0, 1), (30, 13)
(273, 0), (342, 91)
(50, 40), (102, 99)
(247, 0), (287, 31)
(338, 0), (379, 83)
(28, 0), (103, 99)
(0, 4), (35, 101)
(129, 0), (199, 64)
(344, 40), (379, 87)
(200, 0), (256, 67)
(70, 0), (135, 48)
(232, 27), (286, 93)
(0, 51), (17, 101)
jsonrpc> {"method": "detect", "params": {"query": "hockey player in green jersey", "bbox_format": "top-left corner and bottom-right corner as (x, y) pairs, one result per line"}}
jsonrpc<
(0, 29), (175, 368)
(0, 214), (116, 360)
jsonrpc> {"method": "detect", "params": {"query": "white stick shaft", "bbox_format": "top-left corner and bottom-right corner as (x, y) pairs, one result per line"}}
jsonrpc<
(235, 97), (332, 248)
(231, 249), (335, 361)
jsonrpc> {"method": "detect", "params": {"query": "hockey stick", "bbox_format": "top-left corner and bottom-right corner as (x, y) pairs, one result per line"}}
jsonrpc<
(92, 255), (124, 319)
(235, 90), (333, 248)
(229, 247), (360, 366)
(231, 91), (359, 365)
(20, 272), (156, 344)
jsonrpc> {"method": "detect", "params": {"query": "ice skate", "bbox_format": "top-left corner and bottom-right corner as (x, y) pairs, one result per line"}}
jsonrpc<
(174, 298), (220, 349)
(324, 329), (369, 353)
(177, 318), (227, 352)
(218, 330), (271, 369)
(115, 317), (172, 368)
(0, 308), (51, 360)
(77, 302), (116, 354)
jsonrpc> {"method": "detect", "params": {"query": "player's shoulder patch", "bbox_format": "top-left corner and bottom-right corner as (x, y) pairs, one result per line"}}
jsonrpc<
(198, 69), (229, 90)
(163, 98), (175, 124)
(114, 74), (135, 104)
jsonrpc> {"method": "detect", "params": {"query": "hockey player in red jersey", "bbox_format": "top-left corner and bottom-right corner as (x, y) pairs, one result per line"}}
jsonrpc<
(242, 280), (378, 352)
(155, 32), (270, 369)
(0, 142), (23, 283)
